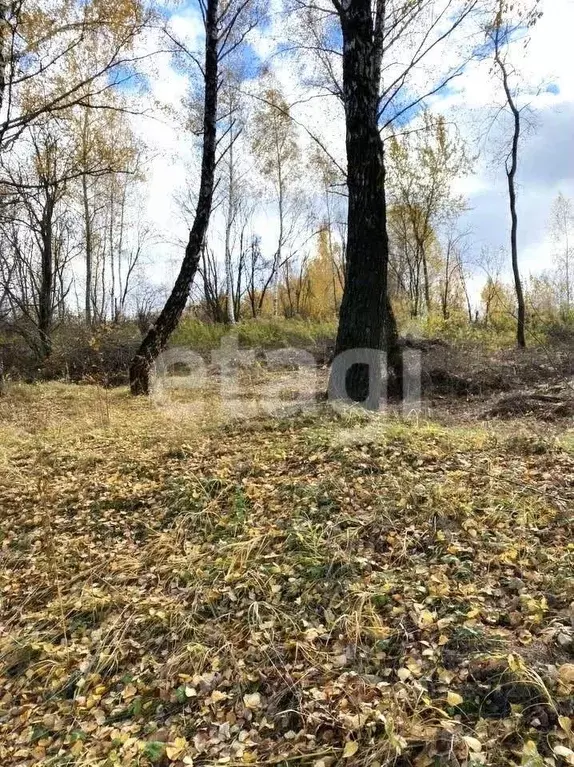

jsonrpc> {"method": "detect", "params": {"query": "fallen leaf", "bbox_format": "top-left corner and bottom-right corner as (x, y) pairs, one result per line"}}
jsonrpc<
(558, 665), (574, 685)
(243, 692), (261, 710)
(463, 736), (482, 753)
(343, 741), (359, 758)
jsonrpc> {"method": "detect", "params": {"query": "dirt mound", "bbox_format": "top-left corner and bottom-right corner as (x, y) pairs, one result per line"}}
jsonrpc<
(485, 390), (574, 420)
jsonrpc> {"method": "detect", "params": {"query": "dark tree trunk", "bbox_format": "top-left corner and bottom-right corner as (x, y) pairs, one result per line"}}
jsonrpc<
(38, 197), (54, 360)
(82, 169), (93, 325)
(495, 23), (526, 348)
(508, 141), (525, 347)
(329, 0), (401, 406)
(0, 2), (9, 118)
(129, 0), (220, 395)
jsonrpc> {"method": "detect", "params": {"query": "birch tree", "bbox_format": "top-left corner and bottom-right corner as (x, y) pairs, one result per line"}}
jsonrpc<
(0, 122), (78, 358)
(549, 192), (573, 320)
(289, 0), (482, 405)
(252, 87), (301, 317)
(387, 112), (469, 317)
(488, 0), (542, 347)
(0, 0), (151, 157)
(130, 0), (264, 395)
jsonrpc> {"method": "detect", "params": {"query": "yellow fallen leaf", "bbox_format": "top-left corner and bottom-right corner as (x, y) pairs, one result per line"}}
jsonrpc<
(343, 741), (359, 758)
(211, 690), (229, 703)
(122, 683), (137, 700)
(70, 740), (84, 757)
(166, 738), (187, 761)
(447, 691), (464, 706)
(558, 664), (574, 685)
(243, 692), (261, 709)
(559, 715), (572, 734)
(418, 610), (435, 628)
(93, 708), (106, 725)
(463, 736), (482, 753)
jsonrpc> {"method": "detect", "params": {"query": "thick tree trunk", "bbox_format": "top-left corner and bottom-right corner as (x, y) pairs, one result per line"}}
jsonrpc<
(129, 0), (220, 395)
(329, 0), (401, 406)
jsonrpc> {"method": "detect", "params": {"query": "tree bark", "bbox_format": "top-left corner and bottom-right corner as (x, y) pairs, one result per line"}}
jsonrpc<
(329, 0), (401, 406)
(224, 107), (236, 325)
(81, 108), (94, 325)
(38, 195), (55, 359)
(129, 0), (220, 395)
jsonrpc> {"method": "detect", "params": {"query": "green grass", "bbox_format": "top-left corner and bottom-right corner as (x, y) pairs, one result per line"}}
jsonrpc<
(171, 316), (337, 353)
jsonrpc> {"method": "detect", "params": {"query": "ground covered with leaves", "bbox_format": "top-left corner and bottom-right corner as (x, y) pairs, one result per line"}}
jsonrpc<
(1, 383), (574, 767)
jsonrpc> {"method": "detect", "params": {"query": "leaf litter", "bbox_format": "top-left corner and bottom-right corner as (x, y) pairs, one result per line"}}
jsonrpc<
(0, 383), (574, 766)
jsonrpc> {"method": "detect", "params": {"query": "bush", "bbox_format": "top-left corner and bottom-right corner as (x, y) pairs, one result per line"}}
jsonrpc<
(172, 317), (337, 355)
(0, 317), (339, 385)
(45, 323), (141, 385)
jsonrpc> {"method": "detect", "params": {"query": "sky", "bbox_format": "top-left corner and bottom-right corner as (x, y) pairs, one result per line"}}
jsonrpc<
(132, 0), (574, 295)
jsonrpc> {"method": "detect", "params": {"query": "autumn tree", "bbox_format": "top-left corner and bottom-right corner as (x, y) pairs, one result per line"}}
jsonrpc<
(0, 122), (79, 358)
(304, 227), (343, 318)
(217, 69), (253, 325)
(387, 112), (469, 317)
(0, 0), (151, 157)
(438, 228), (473, 322)
(71, 103), (143, 323)
(310, 149), (346, 312)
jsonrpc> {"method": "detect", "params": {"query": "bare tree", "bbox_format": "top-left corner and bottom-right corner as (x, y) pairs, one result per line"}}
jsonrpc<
(0, 123), (78, 358)
(252, 85), (301, 317)
(488, 0), (542, 347)
(129, 0), (264, 395)
(287, 0), (483, 404)
(549, 192), (574, 320)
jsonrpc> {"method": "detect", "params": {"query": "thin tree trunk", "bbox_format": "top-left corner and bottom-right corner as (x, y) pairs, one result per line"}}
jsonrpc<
(508, 160), (525, 346)
(82, 169), (93, 325)
(109, 180), (116, 322)
(565, 215), (570, 317)
(129, 0), (220, 395)
(329, 0), (401, 405)
(422, 248), (431, 315)
(442, 242), (451, 320)
(225, 111), (236, 325)
(325, 191), (339, 314)
(273, 166), (284, 318)
(117, 178), (128, 319)
(81, 108), (93, 325)
(38, 199), (54, 359)
(495, 20), (525, 348)
(0, 0), (10, 119)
